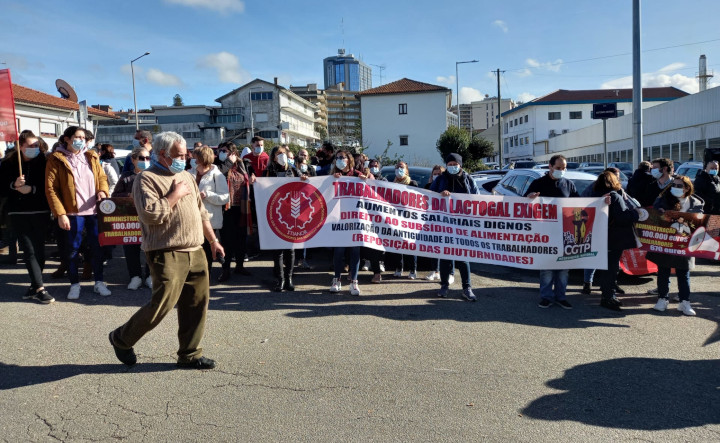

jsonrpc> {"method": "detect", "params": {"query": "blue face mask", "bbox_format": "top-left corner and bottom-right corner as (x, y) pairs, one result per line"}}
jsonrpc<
(446, 165), (460, 175)
(132, 139), (141, 148)
(218, 152), (228, 162)
(24, 147), (40, 159)
(190, 158), (197, 169)
(138, 160), (150, 170)
(709, 169), (718, 176)
(651, 168), (662, 179)
(254, 145), (263, 154)
(72, 139), (85, 151)
(167, 154), (186, 174)
(670, 187), (685, 197)
(395, 168), (406, 178)
(288, 158), (295, 167)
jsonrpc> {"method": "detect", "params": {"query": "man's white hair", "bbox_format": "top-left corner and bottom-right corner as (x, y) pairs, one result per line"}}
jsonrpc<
(153, 131), (186, 156)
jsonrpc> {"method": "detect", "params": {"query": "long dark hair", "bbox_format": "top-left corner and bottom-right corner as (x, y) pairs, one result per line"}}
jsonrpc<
(658, 175), (694, 210)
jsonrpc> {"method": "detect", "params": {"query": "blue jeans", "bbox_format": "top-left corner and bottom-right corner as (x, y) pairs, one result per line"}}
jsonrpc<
(583, 268), (595, 284)
(657, 267), (691, 301)
(539, 269), (569, 301)
(334, 247), (360, 280)
(440, 260), (470, 288)
(67, 215), (104, 284)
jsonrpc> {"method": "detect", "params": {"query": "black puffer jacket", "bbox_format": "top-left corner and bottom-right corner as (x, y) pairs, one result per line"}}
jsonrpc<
(693, 170), (720, 215)
(0, 152), (50, 215)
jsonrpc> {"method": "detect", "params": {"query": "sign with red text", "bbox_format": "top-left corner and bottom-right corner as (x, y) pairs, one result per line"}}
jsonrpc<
(254, 177), (609, 270)
(0, 69), (18, 143)
(97, 198), (142, 246)
(634, 208), (720, 260)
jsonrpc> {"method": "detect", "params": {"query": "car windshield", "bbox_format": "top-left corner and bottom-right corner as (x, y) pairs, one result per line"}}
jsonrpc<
(572, 179), (595, 195)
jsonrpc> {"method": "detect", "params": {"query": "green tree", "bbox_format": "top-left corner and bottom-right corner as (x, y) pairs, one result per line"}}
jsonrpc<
(436, 127), (496, 172)
(172, 94), (184, 106)
(315, 124), (328, 141)
(468, 135), (496, 169)
(373, 139), (404, 166)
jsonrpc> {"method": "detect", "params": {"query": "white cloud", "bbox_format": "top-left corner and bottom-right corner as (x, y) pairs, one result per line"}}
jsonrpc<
(601, 63), (699, 93)
(146, 68), (183, 87)
(435, 75), (455, 87)
(460, 87), (485, 104)
(198, 52), (249, 84)
(516, 68), (532, 77)
(492, 20), (508, 33)
(163, 0), (244, 14)
(526, 58), (563, 72)
(516, 92), (536, 104)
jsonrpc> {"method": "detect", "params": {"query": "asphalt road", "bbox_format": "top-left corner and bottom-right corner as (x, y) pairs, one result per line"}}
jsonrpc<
(1, 247), (719, 442)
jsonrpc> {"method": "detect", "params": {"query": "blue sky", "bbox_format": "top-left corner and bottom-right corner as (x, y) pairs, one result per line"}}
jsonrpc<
(2, 0), (718, 111)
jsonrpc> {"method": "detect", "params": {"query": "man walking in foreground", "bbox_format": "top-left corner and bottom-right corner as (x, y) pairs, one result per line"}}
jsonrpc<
(109, 131), (224, 369)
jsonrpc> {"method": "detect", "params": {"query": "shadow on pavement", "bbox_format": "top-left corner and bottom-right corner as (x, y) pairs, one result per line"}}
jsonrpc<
(521, 357), (720, 430)
(0, 362), (176, 390)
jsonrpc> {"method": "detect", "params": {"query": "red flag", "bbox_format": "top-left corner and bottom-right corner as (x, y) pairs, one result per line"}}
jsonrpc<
(0, 69), (18, 142)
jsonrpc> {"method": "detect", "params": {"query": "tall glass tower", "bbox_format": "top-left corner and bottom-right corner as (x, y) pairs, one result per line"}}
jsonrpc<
(323, 49), (372, 92)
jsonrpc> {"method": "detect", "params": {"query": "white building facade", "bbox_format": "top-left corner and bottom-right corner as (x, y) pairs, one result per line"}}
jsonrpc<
(533, 86), (720, 165)
(358, 78), (454, 165)
(501, 87), (689, 161)
(216, 78), (319, 147)
(471, 96), (514, 131)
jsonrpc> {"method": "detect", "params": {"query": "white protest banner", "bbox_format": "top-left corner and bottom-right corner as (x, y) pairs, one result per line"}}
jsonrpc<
(254, 176), (609, 270)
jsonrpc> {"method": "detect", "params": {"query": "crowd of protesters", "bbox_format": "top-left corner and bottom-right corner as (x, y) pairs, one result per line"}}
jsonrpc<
(0, 130), (717, 321)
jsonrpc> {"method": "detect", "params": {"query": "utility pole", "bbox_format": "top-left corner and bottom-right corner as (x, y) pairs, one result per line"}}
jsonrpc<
(632, 0), (643, 169)
(371, 64), (386, 85)
(495, 69), (504, 167)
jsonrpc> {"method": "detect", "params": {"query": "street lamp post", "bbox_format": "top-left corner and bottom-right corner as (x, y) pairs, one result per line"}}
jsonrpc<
(130, 52), (150, 131)
(455, 60), (479, 128)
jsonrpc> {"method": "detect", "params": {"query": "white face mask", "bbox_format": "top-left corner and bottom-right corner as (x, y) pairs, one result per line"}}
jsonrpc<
(395, 168), (406, 178)
(277, 153), (287, 166)
(552, 169), (565, 179)
(336, 159), (347, 170)
(363, 160), (369, 169)
(86, 140), (95, 150)
(300, 164), (308, 173)
(670, 187), (685, 197)
(370, 167), (379, 175)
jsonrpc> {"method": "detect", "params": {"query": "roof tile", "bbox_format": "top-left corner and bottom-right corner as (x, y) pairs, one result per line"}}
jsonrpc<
(12, 84), (118, 119)
(357, 78), (450, 96)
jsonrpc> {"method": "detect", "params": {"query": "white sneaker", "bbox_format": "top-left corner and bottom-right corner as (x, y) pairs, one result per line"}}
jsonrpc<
(94, 281), (112, 296)
(127, 276), (143, 290)
(361, 260), (370, 271)
(67, 283), (81, 300)
(448, 275), (455, 285)
(330, 278), (341, 293)
(647, 288), (659, 295)
(408, 272), (418, 280)
(350, 280), (360, 296)
(426, 271), (440, 281)
(145, 276), (153, 289)
(653, 298), (669, 312)
(379, 262), (385, 272)
(677, 300), (696, 316)
(394, 269), (403, 277)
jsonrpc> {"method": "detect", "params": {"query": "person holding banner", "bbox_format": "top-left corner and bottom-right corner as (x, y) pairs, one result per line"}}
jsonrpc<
(648, 175), (704, 316)
(389, 161), (419, 280)
(264, 145), (307, 291)
(424, 165), (453, 284)
(693, 160), (720, 215)
(525, 154), (578, 309)
(0, 130), (53, 303)
(639, 158), (674, 207)
(111, 146), (152, 290)
(590, 171), (642, 311)
(109, 131), (222, 369)
(330, 149), (367, 295)
(45, 126), (111, 300)
(430, 153), (479, 301)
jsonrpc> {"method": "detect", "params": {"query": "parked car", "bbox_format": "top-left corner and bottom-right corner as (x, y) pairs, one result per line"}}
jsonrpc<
(511, 160), (537, 169)
(579, 162), (604, 168)
(675, 161), (703, 181)
(566, 162), (580, 170)
(113, 148), (132, 169)
(470, 169), (509, 177)
(472, 175), (502, 195)
(380, 166), (433, 186)
(577, 166), (629, 189)
(532, 164), (549, 170)
(608, 162), (634, 177)
(492, 169), (597, 197)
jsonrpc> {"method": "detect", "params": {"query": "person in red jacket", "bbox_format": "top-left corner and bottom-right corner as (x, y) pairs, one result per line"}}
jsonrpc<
(242, 136), (269, 177)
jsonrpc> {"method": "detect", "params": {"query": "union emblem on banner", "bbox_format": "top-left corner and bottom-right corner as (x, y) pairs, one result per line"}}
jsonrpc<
(0, 69), (18, 143)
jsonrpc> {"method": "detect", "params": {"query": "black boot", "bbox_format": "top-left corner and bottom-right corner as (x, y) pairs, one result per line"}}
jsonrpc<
(272, 256), (284, 292)
(581, 282), (591, 294)
(283, 269), (295, 291)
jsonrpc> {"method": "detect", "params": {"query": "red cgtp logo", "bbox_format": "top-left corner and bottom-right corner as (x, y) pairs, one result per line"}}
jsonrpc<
(266, 182), (327, 243)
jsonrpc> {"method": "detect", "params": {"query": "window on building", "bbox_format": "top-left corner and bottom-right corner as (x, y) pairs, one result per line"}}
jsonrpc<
(570, 111), (582, 119)
(548, 112), (561, 120)
(520, 138), (524, 145)
(524, 115), (528, 123)
(39, 121), (58, 137)
(399, 135), (408, 146)
(525, 136), (529, 144)
(505, 123), (508, 132)
(399, 103), (407, 114)
(510, 120), (513, 128)
(510, 138), (514, 147)
(257, 130), (278, 139)
(251, 91), (273, 101)
(255, 113), (268, 122)
(514, 118), (518, 125)
(617, 110), (625, 117)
